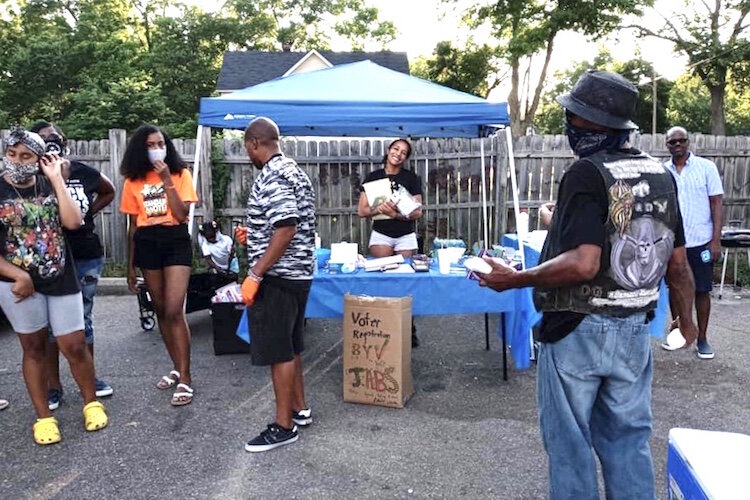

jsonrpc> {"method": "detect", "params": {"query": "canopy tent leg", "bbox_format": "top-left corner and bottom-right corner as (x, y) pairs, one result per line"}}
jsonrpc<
(504, 127), (525, 269)
(505, 127), (535, 361)
(480, 139), (489, 249)
(187, 125), (204, 236)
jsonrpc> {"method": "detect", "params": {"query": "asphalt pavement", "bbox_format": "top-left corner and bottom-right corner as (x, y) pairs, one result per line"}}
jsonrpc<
(1, 290), (749, 499)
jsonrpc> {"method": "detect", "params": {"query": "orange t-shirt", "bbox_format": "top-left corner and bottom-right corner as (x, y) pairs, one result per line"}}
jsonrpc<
(119, 169), (199, 227)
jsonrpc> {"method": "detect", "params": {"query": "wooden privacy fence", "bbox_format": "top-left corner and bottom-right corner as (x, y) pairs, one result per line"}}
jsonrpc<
(2, 130), (749, 265)
(212, 136), (506, 252)
(512, 133), (750, 231)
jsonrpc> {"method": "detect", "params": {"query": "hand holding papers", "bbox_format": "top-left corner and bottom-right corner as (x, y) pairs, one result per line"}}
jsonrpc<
(362, 178), (393, 221)
(390, 185), (422, 218)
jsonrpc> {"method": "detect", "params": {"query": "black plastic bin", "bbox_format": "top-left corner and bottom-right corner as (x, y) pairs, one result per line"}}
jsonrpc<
(210, 302), (250, 355)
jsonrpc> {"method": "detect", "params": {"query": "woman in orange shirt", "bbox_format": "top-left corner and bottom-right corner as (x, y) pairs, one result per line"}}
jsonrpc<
(119, 125), (198, 406)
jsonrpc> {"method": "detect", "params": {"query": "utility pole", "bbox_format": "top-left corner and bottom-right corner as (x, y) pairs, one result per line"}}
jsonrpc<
(652, 68), (657, 136)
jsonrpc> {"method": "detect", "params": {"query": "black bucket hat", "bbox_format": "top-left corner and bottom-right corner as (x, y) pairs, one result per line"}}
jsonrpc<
(556, 70), (638, 130)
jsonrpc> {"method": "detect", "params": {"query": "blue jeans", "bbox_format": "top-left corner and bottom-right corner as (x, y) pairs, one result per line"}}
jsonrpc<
(76, 257), (105, 345)
(537, 313), (655, 500)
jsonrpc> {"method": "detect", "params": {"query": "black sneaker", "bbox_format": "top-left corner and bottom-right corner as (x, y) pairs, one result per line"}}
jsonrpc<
(696, 339), (715, 360)
(95, 379), (114, 398)
(292, 408), (313, 427)
(48, 388), (63, 411)
(244, 424), (298, 453)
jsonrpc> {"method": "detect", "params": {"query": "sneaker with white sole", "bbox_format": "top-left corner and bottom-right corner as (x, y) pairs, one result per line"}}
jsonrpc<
(95, 379), (114, 398)
(292, 408), (313, 427)
(245, 424), (298, 453)
(696, 340), (715, 359)
(48, 388), (63, 411)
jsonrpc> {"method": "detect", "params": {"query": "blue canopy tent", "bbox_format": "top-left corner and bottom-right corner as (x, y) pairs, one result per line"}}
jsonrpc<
(193, 60), (525, 262)
(193, 60), (535, 368)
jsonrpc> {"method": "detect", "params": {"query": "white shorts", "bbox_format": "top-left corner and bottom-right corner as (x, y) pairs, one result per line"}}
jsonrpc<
(0, 282), (84, 336)
(368, 230), (418, 252)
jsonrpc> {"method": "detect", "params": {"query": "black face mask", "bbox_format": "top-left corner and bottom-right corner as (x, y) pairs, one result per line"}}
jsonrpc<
(564, 119), (631, 157)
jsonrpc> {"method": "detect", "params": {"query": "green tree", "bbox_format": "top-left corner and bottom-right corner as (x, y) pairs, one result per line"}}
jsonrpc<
(226, 0), (395, 51)
(630, 0), (750, 135)
(0, 0), (78, 125)
(667, 73), (750, 135)
(142, 7), (256, 137)
(410, 40), (504, 98)
(450, 0), (651, 137)
(0, 0), (397, 136)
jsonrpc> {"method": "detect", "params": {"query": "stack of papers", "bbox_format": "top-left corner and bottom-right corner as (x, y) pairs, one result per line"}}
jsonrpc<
(384, 263), (415, 274)
(364, 255), (404, 272)
(362, 178), (393, 221)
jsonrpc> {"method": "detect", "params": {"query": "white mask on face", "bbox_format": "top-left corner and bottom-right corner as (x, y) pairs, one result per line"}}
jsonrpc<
(148, 148), (167, 164)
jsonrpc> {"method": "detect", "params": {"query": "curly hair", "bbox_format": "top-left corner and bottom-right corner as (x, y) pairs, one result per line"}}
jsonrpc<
(120, 124), (185, 180)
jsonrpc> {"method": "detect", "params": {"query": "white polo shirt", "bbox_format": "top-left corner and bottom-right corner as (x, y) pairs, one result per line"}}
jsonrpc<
(664, 153), (724, 248)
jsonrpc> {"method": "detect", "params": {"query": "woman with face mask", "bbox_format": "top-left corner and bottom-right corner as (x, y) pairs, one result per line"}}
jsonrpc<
(0, 128), (108, 445)
(119, 124), (198, 406)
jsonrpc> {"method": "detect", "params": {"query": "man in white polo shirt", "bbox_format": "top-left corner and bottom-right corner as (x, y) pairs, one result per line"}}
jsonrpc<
(664, 126), (724, 359)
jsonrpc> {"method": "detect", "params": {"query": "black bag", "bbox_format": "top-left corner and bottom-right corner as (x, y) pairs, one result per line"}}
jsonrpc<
(210, 302), (250, 355)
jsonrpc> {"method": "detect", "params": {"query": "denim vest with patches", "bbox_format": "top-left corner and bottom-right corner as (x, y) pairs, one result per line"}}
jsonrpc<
(533, 150), (679, 317)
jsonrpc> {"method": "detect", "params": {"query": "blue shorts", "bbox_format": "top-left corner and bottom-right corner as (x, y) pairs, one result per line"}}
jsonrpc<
(686, 243), (714, 293)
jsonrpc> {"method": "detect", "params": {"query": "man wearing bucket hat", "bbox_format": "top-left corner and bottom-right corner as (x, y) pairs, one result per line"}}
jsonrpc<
(476, 70), (699, 498)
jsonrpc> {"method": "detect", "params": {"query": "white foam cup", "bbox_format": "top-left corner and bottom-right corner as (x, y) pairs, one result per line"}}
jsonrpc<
(438, 250), (451, 274)
(665, 328), (686, 350)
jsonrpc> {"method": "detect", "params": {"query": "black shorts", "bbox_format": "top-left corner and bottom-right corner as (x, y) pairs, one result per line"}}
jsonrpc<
(249, 276), (311, 366)
(134, 224), (192, 270)
(686, 243), (714, 293)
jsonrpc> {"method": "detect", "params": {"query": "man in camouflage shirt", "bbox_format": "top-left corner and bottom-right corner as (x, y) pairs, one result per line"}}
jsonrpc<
(238, 117), (316, 452)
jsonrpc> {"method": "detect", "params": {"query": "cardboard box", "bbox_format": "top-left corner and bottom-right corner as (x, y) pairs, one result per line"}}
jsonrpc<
(667, 428), (750, 500)
(342, 294), (413, 408)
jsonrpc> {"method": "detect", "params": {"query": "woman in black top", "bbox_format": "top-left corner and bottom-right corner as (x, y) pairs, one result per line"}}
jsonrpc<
(31, 121), (116, 410)
(358, 139), (423, 258)
(358, 139), (424, 347)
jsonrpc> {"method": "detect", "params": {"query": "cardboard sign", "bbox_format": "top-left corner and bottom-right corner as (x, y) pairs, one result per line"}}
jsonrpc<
(342, 295), (413, 408)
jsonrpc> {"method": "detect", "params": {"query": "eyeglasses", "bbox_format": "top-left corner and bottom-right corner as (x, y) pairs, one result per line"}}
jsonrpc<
(666, 138), (688, 146)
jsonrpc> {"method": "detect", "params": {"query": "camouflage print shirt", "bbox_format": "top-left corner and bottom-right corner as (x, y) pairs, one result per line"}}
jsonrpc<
(246, 154), (316, 280)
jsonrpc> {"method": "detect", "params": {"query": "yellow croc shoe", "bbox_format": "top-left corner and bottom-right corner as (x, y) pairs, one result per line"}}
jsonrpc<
(83, 401), (108, 432)
(33, 416), (61, 445)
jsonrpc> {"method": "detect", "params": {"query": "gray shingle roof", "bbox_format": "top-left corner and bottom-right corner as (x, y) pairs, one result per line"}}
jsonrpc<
(216, 51), (410, 91)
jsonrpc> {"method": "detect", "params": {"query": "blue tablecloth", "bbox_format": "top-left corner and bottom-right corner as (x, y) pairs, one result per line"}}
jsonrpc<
(306, 267), (540, 369)
(503, 232), (669, 338)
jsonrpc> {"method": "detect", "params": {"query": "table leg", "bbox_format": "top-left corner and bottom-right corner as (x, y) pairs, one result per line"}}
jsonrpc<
(501, 312), (508, 382)
(484, 313), (490, 351)
(719, 248), (729, 299)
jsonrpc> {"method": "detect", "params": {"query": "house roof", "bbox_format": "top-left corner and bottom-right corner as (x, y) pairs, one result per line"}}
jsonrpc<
(216, 50), (410, 91)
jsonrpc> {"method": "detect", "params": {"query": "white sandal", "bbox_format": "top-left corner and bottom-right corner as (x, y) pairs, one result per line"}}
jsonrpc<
(171, 383), (194, 406)
(0, 399), (8, 411)
(156, 370), (180, 390)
